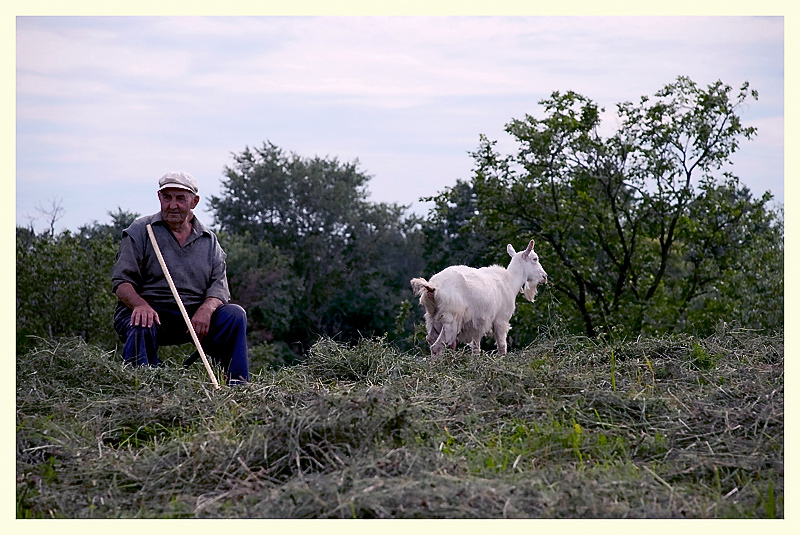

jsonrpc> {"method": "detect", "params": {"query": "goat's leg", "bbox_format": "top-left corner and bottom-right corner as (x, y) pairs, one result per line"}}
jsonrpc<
(493, 322), (510, 355)
(468, 338), (481, 355)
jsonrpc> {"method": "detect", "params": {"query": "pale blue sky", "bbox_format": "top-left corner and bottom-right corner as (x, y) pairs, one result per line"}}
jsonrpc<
(16, 15), (784, 233)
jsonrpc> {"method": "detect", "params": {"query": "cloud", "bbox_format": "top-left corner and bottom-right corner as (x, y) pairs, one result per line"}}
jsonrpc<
(15, 15), (784, 233)
(18, 16), (783, 109)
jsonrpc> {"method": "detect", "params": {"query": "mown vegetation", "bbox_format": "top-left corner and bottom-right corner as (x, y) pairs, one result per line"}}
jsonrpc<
(17, 329), (782, 518)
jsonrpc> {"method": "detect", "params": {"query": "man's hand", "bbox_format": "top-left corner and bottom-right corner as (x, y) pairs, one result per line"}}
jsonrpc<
(130, 303), (161, 329)
(116, 282), (160, 328)
(191, 298), (223, 339)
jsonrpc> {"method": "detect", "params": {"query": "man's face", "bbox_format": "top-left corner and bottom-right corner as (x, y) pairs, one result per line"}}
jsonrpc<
(158, 188), (199, 226)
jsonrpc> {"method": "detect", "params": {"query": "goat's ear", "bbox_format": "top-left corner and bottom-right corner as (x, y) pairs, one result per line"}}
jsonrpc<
(507, 244), (516, 257)
(525, 239), (535, 254)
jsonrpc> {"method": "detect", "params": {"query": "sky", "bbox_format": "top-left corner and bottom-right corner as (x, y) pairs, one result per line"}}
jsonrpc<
(15, 15), (785, 234)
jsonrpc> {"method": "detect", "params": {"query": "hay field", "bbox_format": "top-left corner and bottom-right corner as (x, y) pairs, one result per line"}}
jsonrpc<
(16, 329), (783, 518)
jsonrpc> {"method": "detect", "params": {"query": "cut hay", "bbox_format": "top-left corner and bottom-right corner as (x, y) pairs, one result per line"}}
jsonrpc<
(17, 329), (783, 518)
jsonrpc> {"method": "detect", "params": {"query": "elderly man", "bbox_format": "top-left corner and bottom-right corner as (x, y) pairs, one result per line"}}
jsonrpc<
(111, 171), (249, 384)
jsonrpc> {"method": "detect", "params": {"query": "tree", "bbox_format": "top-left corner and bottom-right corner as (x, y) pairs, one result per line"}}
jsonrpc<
(218, 231), (300, 344)
(16, 208), (146, 354)
(420, 179), (496, 274)
(432, 77), (781, 339)
(78, 208), (140, 242)
(666, 178), (783, 333)
(34, 198), (65, 237)
(16, 227), (119, 353)
(208, 142), (425, 352)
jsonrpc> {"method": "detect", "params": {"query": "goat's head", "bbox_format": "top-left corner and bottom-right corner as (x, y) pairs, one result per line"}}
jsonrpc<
(507, 239), (548, 302)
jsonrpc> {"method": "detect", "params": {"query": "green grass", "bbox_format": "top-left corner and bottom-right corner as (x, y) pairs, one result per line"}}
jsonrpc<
(16, 329), (783, 518)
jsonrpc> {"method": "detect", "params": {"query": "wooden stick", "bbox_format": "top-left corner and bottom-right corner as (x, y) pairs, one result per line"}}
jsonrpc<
(146, 224), (220, 389)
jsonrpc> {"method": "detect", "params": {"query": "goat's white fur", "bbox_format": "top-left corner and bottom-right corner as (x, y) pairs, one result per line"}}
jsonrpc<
(410, 239), (548, 356)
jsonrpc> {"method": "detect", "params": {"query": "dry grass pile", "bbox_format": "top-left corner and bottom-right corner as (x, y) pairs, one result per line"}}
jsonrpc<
(16, 328), (783, 518)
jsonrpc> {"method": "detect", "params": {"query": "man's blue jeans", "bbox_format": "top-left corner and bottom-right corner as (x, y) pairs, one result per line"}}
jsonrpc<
(114, 303), (249, 383)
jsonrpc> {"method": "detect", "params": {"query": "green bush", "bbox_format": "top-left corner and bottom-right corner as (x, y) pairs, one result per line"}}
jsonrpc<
(16, 228), (118, 354)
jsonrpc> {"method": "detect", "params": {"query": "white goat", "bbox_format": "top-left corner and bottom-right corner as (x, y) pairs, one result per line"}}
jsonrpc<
(410, 239), (548, 356)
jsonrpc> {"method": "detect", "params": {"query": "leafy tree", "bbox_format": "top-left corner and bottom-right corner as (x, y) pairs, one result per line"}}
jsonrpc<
(329, 203), (425, 343)
(217, 231), (302, 366)
(16, 227), (119, 353)
(218, 232), (299, 343)
(420, 179), (495, 274)
(208, 142), (425, 352)
(431, 77), (782, 339)
(668, 178), (783, 333)
(78, 207), (140, 242)
(16, 209), (144, 354)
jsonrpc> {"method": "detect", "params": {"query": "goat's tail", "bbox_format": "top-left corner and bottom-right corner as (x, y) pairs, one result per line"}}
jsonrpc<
(410, 277), (437, 317)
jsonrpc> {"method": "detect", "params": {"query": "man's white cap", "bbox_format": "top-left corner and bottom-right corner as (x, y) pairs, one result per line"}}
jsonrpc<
(158, 171), (198, 194)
